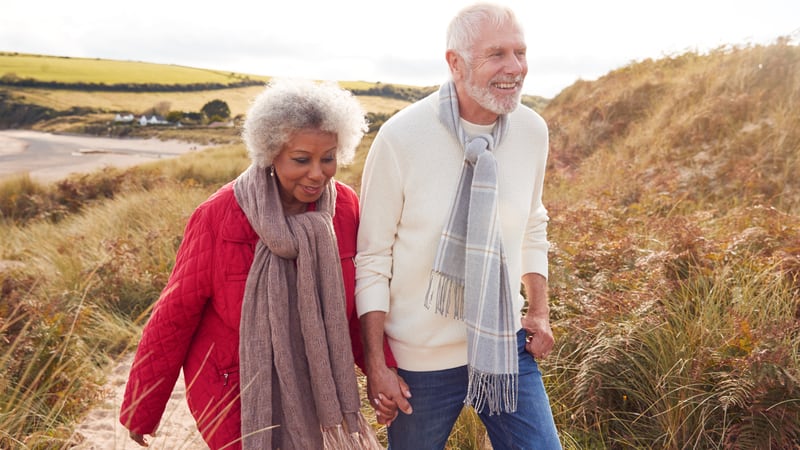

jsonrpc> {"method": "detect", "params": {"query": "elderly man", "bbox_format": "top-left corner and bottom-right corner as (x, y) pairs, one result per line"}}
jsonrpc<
(355, 2), (562, 449)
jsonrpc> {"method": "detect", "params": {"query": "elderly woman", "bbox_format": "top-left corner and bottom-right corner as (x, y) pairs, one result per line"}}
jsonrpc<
(120, 79), (392, 449)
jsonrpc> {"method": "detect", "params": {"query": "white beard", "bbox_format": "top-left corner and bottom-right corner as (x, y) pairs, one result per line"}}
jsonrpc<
(464, 73), (522, 115)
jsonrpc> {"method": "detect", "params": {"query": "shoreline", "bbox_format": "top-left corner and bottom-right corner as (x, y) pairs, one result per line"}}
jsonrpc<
(0, 130), (209, 184)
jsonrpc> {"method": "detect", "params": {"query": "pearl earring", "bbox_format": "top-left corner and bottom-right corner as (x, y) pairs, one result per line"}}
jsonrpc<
(269, 166), (275, 177)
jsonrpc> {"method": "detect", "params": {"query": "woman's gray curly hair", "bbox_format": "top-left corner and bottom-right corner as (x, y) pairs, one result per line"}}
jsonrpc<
(242, 78), (368, 168)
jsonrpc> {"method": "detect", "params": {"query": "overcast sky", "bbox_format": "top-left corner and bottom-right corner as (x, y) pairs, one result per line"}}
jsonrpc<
(2, 0), (798, 98)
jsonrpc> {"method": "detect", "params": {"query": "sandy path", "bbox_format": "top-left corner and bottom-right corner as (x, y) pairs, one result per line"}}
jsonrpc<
(70, 355), (208, 450)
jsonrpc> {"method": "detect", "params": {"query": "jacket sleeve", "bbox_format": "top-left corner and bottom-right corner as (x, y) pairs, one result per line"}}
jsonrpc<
(119, 205), (215, 434)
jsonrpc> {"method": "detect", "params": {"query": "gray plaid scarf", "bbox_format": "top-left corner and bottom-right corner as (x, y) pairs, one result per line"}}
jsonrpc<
(425, 81), (518, 415)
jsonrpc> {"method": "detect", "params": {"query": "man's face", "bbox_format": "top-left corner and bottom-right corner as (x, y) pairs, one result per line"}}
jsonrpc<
(458, 20), (527, 121)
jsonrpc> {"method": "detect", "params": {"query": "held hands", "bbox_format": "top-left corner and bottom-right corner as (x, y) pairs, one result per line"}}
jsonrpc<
(521, 311), (555, 360)
(366, 366), (412, 427)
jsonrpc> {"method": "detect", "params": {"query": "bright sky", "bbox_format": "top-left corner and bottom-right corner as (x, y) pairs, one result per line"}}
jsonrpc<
(2, 0), (798, 98)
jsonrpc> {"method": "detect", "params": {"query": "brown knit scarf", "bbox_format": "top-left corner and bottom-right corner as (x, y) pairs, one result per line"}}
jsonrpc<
(234, 165), (380, 449)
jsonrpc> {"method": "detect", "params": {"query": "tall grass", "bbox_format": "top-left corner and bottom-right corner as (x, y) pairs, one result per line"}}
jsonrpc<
(539, 41), (800, 448)
(544, 202), (800, 449)
(0, 141), (252, 447)
(1, 183), (217, 447)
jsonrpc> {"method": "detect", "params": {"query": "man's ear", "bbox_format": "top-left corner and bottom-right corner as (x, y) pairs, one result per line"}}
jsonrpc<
(446, 50), (463, 81)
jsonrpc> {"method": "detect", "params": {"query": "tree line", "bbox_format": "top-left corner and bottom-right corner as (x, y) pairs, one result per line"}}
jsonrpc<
(0, 73), (438, 102)
(0, 75), (264, 92)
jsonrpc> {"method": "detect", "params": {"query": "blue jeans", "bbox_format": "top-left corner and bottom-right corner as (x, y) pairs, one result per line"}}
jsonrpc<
(387, 329), (561, 450)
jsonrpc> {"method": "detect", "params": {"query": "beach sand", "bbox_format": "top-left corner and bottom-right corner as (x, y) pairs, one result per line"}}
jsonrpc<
(70, 355), (208, 450)
(0, 130), (208, 184)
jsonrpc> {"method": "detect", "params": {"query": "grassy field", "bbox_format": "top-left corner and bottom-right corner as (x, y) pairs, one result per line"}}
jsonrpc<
(1, 52), (416, 117)
(8, 86), (411, 118)
(0, 52), (430, 92)
(0, 52), (268, 85)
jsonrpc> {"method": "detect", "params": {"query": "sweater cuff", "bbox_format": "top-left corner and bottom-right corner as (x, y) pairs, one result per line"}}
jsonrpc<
(355, 282), (391, 317)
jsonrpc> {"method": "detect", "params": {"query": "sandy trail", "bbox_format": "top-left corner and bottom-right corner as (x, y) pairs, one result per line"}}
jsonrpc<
(70, 355), (208, 450)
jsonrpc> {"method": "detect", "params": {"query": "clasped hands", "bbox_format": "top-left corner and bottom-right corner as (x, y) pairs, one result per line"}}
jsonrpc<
(365, 366), (412, 427)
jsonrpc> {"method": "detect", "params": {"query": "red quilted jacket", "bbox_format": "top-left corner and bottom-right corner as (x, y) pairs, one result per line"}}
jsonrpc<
(119, 180), (393, 449)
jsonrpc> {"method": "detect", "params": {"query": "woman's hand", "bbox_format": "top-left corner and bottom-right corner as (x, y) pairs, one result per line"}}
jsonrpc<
(129, 430), (155, 447)
(367, 366), (412, 426)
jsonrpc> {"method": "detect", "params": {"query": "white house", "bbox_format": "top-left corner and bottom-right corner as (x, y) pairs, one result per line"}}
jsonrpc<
(139, 115), (169, 126)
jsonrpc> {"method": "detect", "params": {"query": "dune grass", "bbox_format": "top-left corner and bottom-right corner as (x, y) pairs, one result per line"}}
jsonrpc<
(536, 41), (800, 449)
(0, 183), (214, 447)
(544, 203), (800, 449)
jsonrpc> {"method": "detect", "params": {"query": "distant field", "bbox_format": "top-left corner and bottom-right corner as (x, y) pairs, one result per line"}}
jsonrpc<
(0, 52), (268, 85)
(8, 87), (410, 117)
(1, 53), (413, 116)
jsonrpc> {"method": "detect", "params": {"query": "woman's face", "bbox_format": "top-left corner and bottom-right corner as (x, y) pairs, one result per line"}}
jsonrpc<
(272, 129), (338, 214)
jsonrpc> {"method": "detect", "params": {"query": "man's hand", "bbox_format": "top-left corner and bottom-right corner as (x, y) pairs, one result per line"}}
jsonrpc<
(521, 273), (554, 360)
(360, 311), (412, 426)
(521, 312), (554, 359)
(367, 366), (412, 426)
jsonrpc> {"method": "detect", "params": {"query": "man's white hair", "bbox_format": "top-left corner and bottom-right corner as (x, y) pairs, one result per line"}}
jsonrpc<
(446, 2), (523, 63)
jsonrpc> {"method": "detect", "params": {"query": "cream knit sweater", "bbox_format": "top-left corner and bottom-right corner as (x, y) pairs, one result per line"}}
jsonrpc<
(355, 91), (550, 371)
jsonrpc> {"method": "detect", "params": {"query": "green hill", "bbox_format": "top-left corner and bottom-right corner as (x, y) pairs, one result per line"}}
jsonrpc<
(0, 52), (267, 85)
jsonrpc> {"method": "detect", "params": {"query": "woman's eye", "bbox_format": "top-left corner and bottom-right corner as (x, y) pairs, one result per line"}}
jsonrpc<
(292, 158), (309, 164)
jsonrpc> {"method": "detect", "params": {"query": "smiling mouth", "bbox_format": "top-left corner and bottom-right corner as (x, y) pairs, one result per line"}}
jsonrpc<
(493, 80), (522, 91)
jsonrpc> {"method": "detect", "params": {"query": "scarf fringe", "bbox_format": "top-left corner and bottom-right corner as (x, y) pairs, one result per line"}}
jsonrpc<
(321, 411), (382, 450)
(466, 369), (519, 416)
(425, 271), (465, 319)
